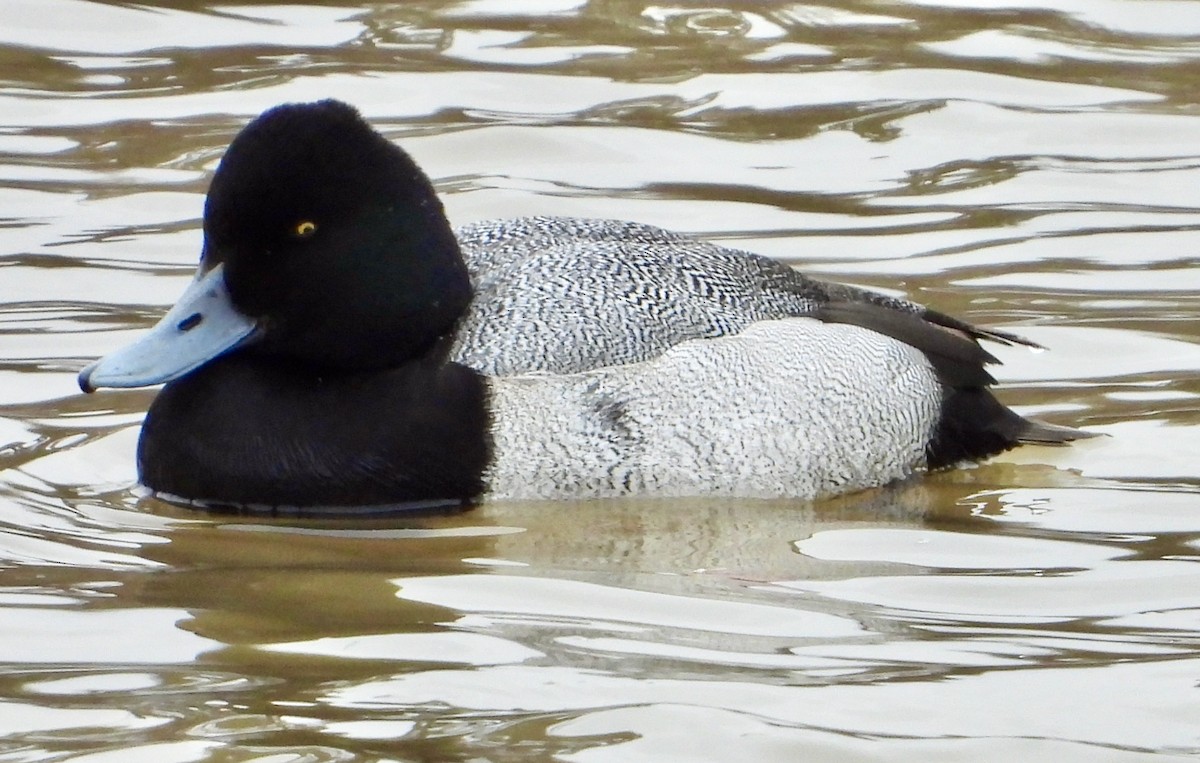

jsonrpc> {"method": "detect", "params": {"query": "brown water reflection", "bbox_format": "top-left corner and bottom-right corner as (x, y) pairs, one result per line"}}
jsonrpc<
(2, 0), (1200, 760)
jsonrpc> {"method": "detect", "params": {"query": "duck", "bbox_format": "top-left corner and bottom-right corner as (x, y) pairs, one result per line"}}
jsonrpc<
(78, 99), (1090, 511)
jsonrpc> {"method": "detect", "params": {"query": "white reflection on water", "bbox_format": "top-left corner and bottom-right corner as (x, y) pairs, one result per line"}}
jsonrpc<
(393, 574), (864, 637)
(4, 608), (218, 664)
(325, 658), (1200, 753)
(263, 631), (544, 665)
(906, 0), (1200, 36)
(2, 0), (364, 54)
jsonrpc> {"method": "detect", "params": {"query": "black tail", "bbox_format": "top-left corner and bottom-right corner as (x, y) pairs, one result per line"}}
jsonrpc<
(811, 300), (1096, 470)
(925, 387), (1097, 469)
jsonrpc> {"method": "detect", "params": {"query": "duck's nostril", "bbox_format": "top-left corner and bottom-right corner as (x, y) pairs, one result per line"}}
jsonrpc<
(177, 313), (203, 332)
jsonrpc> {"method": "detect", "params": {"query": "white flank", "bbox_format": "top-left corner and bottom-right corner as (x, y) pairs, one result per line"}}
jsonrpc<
(485, 318), (942, 500)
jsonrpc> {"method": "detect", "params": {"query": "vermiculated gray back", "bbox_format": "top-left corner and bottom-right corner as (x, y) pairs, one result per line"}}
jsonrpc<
(449, 216), (918, 375)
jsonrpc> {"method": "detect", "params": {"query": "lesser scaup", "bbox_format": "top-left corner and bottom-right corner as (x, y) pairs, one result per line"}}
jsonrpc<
(79, 99), (1090, 510)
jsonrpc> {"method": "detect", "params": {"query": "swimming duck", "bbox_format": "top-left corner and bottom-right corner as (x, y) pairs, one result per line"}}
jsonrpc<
(79, 99), (1088, 510)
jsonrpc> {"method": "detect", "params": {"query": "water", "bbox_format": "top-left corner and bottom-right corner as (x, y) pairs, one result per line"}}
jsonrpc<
(2, 0), (1199, 760)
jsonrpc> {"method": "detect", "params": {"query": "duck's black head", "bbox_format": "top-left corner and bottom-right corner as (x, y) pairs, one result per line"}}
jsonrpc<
(204, 99), (471, 370)
(79, 100), (474, 393)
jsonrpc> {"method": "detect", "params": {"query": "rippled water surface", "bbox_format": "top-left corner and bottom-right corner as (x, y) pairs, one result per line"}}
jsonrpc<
(2, 0), (1200, 760)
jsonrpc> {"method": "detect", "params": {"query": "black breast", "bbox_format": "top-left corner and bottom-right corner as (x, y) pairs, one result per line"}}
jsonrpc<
(137, 354), (491, 509)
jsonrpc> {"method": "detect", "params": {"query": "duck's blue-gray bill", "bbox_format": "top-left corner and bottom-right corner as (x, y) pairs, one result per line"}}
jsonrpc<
(79, 263), (257, 392)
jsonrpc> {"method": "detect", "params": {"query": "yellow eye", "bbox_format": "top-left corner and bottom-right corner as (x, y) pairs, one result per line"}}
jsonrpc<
(294, 220), (317, 238)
